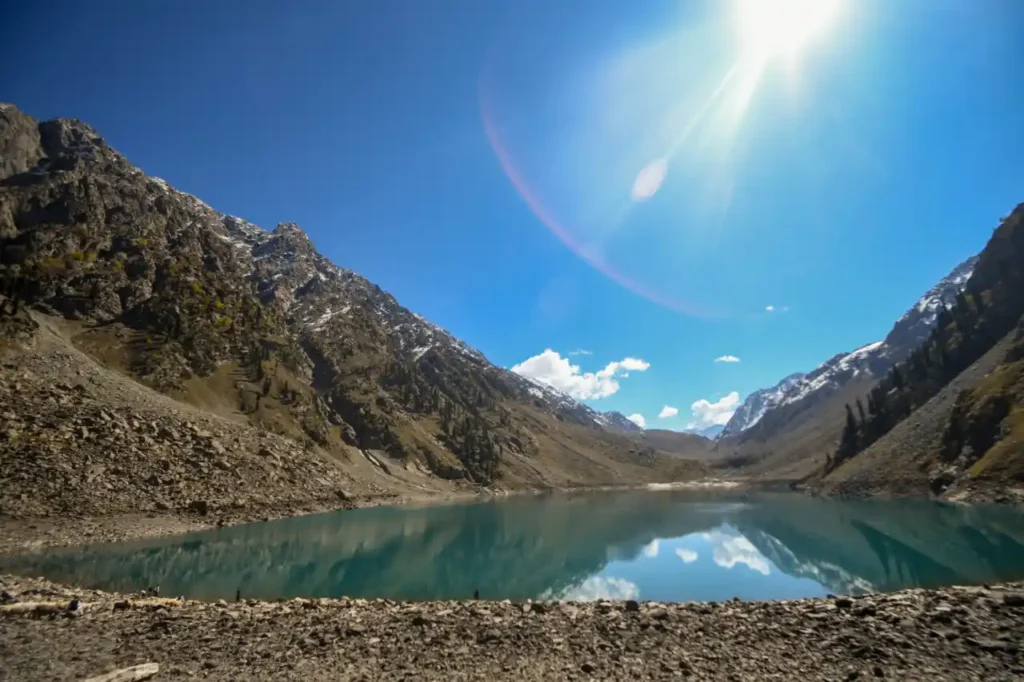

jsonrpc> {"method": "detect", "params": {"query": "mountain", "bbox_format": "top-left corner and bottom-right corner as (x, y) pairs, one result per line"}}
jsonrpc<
(816, 204), (1024, 501)
(722, 373), (805, 435)
(0, 104), (707, 520)
(686, 424), (724, 440)
(725, 256), (978, 444)
(596, 410), (644, 434)
(639, 429), (715, 460)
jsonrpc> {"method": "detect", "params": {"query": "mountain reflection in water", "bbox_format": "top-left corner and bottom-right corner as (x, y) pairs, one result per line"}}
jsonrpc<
(4, 491), (1024, 602)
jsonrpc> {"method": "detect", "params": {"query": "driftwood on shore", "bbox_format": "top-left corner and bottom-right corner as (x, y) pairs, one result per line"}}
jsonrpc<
(0, 601), (67, 616)
(83, 662), (159, 682)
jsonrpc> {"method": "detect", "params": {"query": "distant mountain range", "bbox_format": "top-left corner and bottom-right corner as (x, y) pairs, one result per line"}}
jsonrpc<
(687, 424), (725, 440)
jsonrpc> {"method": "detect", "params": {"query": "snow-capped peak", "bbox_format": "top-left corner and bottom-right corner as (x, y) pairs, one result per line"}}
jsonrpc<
(722, 372), (806, 435)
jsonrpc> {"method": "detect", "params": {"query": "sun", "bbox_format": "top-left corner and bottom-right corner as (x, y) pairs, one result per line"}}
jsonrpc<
(734, 0), (842, 59)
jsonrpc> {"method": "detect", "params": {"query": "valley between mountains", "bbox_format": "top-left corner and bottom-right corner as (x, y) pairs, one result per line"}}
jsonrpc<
(1, 103), (1023, 551)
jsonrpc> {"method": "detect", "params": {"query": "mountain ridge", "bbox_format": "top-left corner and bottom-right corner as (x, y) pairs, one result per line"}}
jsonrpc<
(0, 103), (709, 522)
(724, 256), (978, 443)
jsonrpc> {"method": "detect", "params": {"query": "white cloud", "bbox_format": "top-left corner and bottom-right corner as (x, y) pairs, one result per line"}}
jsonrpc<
(619, 358), (651, 372)
(568, 349), (592, 356)
(627, 413), (646, 428)
(688, 392), (741, 429)
(631, 159), (668, 201)
(511, 350), (650, 400)
(701, 529), (770, 575)
(765, 305), (776, 312)
(675, 548), (699, 563)
(549, 576), (640, 602)
(642, 540), (659, 558)
(714, 355), (741, 363)
(658, 406), (678, 419)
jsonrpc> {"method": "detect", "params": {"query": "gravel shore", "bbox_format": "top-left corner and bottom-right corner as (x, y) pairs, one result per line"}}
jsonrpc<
(2, 575), (1023, 681)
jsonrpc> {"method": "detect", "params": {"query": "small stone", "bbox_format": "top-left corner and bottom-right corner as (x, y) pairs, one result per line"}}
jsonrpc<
(1002, 593), (1024, 607)
(478, 628), (501, 643)
(624, 600), (640, 612)
(530, 602), (547, 614)
(969, 638), (1018, 653)
(648, 607), (670, 620)
(346, 624), (366, 636)
(580, 662), (596, 674)
(834, 597), (853, 609)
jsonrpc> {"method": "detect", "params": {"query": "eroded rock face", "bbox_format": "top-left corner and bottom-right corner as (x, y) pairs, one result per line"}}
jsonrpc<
(0, 104), (44, 182)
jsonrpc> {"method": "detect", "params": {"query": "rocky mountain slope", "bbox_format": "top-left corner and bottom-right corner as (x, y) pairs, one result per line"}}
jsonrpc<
(815, 204), (1024, 501)
(0, 104), (708, 524)
(814, 325), (1020, 501)
(723, 257), (977, 441)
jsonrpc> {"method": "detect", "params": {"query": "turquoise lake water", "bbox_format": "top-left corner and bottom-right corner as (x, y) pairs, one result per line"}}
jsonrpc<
(5, 490), (1024, 602)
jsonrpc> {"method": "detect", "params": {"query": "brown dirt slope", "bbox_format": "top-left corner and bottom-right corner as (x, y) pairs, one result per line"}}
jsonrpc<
(637, 429), (714, 460)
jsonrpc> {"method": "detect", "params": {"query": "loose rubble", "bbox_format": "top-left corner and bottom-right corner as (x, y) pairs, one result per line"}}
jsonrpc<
(2, 575), (1023, 681)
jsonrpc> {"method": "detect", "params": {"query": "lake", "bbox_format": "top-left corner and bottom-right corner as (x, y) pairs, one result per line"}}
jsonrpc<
(5, 490), (1024, 603)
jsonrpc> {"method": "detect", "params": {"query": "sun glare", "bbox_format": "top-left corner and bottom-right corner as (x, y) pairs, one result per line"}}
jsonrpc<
(735, 0), (842, 59)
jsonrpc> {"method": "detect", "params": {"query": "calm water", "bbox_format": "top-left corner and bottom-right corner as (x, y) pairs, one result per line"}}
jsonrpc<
(6, 491), (1024, 603)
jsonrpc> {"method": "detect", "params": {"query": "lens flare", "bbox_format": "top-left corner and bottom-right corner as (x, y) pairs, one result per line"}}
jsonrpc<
(479, 81), (718, 318)
(479, 2), (844, 317)
(631, 159), (668, 202)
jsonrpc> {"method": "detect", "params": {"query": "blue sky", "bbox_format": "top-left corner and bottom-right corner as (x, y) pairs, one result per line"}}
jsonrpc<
(3, 0), (1023, 430)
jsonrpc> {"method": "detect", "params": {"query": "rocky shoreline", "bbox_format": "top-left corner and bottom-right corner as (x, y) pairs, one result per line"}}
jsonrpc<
(1, 575), (1022, 681)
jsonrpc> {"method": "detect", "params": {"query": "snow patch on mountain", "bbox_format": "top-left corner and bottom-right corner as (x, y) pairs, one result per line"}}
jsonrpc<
(722, 373), (806, 435)
(597, 410), (646, 434)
